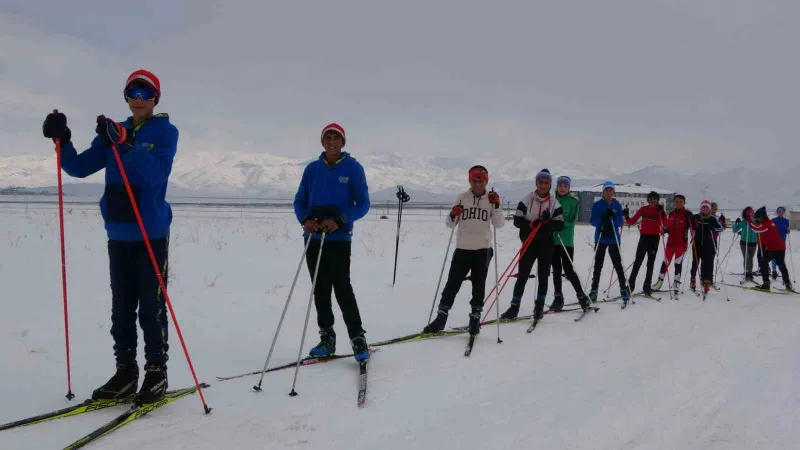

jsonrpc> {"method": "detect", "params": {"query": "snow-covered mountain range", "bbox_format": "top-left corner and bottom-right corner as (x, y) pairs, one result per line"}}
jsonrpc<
(0, 151), (796, 209)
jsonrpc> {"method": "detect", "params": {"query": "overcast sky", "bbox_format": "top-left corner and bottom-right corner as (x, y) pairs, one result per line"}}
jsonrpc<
(1, 0), (797, 173)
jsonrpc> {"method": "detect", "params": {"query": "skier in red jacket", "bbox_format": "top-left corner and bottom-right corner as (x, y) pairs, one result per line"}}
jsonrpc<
(653, 194), (692, 293)
(623, 191), (667, 295)
(746, 207), (793, 292)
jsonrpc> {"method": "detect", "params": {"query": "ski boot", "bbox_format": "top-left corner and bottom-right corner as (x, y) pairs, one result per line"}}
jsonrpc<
(620, 286), (631, 305)
(753, 282), (771, 292)
(309, 327), (336, 357)
(772, 270), (778, 280)
(92, 361), (139, 400)
(702, 280), (711, 294)
(137, 363), (167, 404)
(785, 283), (794, 292)
(643, 284), (653, 297)
(350, 333), (370, 361)
(468, 308), (481, 336)
(589, 290), (598, 303)
(533, 300), (544, 321)
(549, 293), (564, 312)
(423, 308), (448, 334)
(745, 274), (755, 283)
(500, 299), (520, 320)
(653, 276), (664, 291)
(673, 280), (681, 295)
(577, 293), (591, 311)
(690, 278), (696, 291)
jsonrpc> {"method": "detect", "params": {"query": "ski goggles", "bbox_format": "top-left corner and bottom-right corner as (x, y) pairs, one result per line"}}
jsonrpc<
(468, 167), (488, 183)
(125, 86), (157, 101)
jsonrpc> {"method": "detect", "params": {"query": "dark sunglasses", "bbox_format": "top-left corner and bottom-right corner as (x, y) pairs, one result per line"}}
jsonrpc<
(125, 86), (157, 101)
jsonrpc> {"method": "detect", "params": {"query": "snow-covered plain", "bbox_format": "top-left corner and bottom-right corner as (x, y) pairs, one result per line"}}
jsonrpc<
(1, 204), (799, 449)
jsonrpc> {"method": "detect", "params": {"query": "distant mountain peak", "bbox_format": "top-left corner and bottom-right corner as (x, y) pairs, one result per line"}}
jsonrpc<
(0, 151), (792, 207)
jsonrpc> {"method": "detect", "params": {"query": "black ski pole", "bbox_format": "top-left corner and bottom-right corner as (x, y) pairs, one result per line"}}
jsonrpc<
(393, 186), (410, 286)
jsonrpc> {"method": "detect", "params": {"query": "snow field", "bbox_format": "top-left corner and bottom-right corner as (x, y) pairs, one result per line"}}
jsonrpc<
(0, 207), (799, 449)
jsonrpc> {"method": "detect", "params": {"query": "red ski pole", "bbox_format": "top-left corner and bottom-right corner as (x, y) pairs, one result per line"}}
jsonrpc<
(481, 228), (536, 306)
(110, 142), (211, 414)
(53, 110), (74, 401)
(482, 223), (542, 321)
(604, 261), (634, 296)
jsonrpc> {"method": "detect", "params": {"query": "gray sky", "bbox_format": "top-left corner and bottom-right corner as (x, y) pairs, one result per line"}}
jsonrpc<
(1, 0), (797, 173)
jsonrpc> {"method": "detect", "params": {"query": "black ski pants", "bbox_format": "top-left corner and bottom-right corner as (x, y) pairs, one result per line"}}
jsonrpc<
(439, 248), (494, 312)
(740, 241), (760, 275)
(305, 239), (365, 340)
(590, 243), (627, 293)
(109, 237), (169, 366)
(691, 244), (716, 282)
(512, 242), (553, 302)
(760, 250), (790, 285)
(628, 235), (660, 291)
(552, 245), (586, 297)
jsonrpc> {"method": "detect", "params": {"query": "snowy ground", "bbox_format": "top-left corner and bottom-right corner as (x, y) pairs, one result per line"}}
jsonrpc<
(1, 205), (799, 449)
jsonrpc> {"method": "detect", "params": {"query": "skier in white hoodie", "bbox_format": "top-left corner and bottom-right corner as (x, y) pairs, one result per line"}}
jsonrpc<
(423, 165), (505, 336)
(499, 169), (564, 321)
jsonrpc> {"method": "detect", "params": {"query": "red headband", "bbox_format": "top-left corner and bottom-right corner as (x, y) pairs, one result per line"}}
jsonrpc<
(469, 167), (488, 182)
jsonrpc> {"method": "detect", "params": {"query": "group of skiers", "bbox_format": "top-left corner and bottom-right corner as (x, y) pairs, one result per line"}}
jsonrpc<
(39, 69), (793, 406)
(422, 171), (795, 335)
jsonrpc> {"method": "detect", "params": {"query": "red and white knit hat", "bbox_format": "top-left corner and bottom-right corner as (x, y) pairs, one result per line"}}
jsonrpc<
(321, 123), (346, 145)
(700, 200), (712, 210)
(124, 69), (161, 104)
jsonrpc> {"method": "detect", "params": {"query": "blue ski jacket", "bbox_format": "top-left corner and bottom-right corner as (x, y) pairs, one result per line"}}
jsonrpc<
(590, 198), (624, 245)
(773, 216), (790, 241)
(293, 152), (370, 241)
(60, 114), (178, 241)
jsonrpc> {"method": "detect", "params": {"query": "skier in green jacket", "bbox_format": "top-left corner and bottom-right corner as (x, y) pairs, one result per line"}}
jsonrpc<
(550, 176), (591, 312)
(732, 207), (761, 281)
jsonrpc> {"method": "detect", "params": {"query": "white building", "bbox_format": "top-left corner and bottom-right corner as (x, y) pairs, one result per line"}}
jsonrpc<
(571, 182), (676, 223)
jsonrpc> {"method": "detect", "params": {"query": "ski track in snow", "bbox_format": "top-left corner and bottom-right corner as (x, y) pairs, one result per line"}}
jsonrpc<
(0, 207), (799, 449)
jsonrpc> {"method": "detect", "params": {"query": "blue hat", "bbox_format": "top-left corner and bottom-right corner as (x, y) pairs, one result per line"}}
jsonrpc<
(777, 206), (786, 213)
(556, 175), (571, 187)
(602, 181), (615, 192)
(535, 168), (552, 184)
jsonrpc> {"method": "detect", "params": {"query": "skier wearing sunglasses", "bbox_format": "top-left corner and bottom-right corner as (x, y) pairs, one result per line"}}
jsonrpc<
(41, 69), (178, 404)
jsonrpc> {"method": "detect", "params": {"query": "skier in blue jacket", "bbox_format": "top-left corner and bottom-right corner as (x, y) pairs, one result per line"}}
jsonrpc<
(588, 181), (630, 304)
(771, 206), (791, 279)
(42, 69), (175, 404)
(293, 123), (371, 361)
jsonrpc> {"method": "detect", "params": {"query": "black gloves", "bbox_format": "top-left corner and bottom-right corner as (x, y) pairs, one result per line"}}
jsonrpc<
(43, 111), (71, 143)
(96, 116), (135, 152)
(540, 210), (551, 222)
(531, 210), (551, 228)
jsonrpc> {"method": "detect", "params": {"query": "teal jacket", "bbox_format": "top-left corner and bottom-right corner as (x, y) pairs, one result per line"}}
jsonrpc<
(553, 192), (579, 247)
(732, 220), (758, 244)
